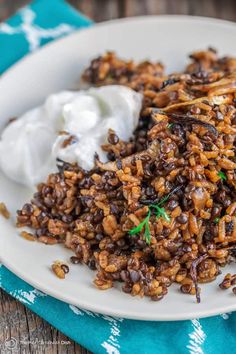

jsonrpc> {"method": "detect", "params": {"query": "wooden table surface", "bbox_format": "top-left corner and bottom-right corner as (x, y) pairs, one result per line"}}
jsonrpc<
(1, 0), (236, 353)
(1, 0), (236, 22)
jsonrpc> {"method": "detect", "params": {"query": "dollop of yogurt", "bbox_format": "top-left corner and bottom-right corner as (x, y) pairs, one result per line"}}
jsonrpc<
(0, 85), (142, 187)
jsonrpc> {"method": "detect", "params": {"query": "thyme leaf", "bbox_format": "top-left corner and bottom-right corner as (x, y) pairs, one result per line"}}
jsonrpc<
(128, 187), (177, 244)
(128, 215), (149, 235)
(150, 205), (171, 222)
(217, 171), (227, 181)
(214, 217), (220, 224)
(144, 216), (151, 244)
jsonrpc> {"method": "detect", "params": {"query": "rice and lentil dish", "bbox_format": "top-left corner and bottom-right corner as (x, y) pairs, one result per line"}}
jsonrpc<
(17, 49), (236, 302)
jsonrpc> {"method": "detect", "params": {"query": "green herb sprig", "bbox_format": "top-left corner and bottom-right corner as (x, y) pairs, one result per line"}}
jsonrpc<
(218, 171), (227, 181)
(150, 205), (171, 222)
(129, 210), (151, 244)
(168, 123), (174, 129)
(214, 217), (220, 224)
(128, 190), (175, 244)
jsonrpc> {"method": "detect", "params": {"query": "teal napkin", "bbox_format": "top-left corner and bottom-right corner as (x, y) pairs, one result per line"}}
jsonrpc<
(0, 1), (235, 353)
(0, 0), (91, 73)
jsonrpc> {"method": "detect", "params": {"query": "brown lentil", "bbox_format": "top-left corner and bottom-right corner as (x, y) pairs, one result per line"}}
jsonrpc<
(61, 264), (70, 274)
(70, 256), (81, 264)
(219, 273), (232, 289)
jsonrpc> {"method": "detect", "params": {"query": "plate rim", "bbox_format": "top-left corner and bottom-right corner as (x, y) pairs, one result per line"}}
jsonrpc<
(2, 256), (236, 321)
(1, 14), (236, 321)
(2, 14), (236, 80)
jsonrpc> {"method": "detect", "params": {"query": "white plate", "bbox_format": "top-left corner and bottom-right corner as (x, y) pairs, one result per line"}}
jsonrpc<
(0, 16), (236, 321)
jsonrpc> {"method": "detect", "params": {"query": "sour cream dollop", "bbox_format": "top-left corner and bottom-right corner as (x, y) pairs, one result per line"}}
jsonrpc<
(0, 85), (142, 187)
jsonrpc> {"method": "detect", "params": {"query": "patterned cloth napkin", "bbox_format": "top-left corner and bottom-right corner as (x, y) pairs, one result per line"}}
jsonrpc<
(0, 1), (235, 353)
